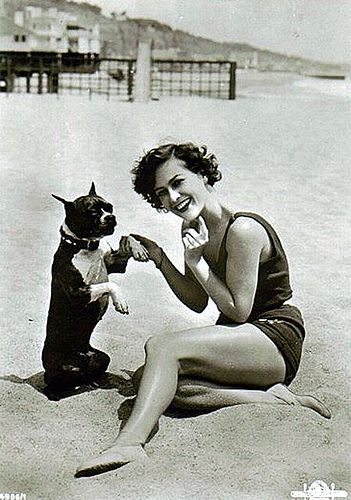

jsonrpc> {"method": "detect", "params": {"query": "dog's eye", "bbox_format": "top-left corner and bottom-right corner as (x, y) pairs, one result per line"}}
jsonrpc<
(90, 208), (102, 216)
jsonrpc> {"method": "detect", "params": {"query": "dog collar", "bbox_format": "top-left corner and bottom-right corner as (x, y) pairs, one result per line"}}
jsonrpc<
(60, 227), (100, 251)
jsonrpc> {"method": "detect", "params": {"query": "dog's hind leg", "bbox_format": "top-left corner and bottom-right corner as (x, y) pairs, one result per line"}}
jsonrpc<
(85, 347), (110, 383)
(43, 355), (89, 400)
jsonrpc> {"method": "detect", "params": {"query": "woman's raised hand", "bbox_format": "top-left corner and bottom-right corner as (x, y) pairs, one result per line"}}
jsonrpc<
(118, 235), (149, 262)
(182, 216), (209, 265)
(128, 234), (164, 268)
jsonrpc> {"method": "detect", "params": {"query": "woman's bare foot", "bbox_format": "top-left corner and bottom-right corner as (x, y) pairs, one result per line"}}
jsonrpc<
(267, 383), (331, 419)
(75, 443), (148, 478)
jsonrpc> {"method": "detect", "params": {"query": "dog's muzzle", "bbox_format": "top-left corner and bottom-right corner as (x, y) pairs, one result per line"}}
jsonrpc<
(101, 213), (116, 225)
(99, 214), (116, 235)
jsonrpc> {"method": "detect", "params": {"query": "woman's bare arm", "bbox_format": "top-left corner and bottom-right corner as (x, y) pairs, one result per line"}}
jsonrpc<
(187, 218), (268, 322)
(131, 234), (209, 313)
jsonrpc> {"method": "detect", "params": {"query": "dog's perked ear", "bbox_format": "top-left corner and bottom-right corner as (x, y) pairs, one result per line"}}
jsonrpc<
(52, 193), (72, 207)
(89, 182), (97, 196)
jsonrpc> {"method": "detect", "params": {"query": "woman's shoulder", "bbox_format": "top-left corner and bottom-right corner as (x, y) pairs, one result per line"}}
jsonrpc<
(226, 213), (270, 252)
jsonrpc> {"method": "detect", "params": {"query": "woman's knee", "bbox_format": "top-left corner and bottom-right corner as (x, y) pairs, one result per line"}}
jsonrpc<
(144, 333), (178, 359)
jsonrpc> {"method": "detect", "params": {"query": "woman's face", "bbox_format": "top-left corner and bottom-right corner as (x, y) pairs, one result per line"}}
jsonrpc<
(154, 157), (209, 221)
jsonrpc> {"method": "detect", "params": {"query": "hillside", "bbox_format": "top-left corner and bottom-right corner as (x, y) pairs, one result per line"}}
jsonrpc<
(2, 0), (348, 74)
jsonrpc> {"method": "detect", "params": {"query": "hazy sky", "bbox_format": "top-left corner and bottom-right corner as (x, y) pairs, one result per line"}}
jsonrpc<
(72, 0), (351, 64)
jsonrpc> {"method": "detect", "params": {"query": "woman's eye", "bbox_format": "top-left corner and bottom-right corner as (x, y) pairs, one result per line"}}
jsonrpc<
(172, 178), (184, 188)
(156, 190), (167, 199)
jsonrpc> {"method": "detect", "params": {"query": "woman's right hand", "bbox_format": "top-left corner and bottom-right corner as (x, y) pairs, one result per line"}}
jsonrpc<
(129, 234), (164, 268)
(182, 217), (209, 267)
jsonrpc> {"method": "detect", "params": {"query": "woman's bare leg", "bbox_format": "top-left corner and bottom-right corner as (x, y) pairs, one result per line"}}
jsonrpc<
(172, 378), (330, 419)
(76, 323), (329, 477)
(112, 324), (285, 444)
(172, 378), (276, 410)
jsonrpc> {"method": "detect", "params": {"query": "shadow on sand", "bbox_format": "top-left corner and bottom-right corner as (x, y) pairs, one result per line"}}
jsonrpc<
(1, 368), (219, 445)
(0, 370), (136, 401)
(117, 386), (217, 444)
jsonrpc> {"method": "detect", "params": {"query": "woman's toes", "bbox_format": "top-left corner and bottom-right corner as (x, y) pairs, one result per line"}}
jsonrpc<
(267, 383), (331, 419)
(298, 395), (331, 419)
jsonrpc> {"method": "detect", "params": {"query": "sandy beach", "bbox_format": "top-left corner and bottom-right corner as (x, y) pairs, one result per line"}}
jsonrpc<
(0, 73), (350, 499)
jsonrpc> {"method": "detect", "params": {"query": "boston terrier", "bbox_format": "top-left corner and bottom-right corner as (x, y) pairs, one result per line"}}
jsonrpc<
(42, 182), (148, 400)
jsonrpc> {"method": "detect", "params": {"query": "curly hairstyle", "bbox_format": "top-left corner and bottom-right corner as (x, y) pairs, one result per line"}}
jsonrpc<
(131, 143), (222, 209)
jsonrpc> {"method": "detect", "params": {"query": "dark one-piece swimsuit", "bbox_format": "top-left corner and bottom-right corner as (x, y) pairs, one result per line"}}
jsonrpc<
(214, 212), (305, 386)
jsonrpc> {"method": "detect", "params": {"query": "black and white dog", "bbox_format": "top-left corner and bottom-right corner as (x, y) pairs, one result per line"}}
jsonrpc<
(42, 183), (148, 399)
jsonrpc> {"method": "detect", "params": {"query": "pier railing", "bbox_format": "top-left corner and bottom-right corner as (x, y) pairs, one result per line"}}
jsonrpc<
(0, 52), (236, 100)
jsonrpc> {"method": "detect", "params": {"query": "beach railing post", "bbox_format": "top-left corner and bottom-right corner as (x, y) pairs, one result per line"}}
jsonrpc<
(26, 74), (31, 93)
(229, 62), (236, 100)
(25, 52), (31, 93)
(6, 53), (14, 95)
(38, 55), (43, 94)
(127, 60), (134, 101)
(57, 54), (61, 100)
(134, 34), (152, 102)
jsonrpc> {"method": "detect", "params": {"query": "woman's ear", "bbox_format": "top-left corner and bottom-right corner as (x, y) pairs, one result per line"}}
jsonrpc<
(203, 175), (214, 192)
(197, 171), (210, 188)
(198, 172), (208, 184)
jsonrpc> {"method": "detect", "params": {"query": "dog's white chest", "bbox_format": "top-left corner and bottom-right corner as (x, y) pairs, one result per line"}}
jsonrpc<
(72, 249), (108, 285)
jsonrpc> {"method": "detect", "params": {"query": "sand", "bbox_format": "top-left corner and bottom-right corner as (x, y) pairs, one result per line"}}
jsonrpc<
(0, 73), (350, 499)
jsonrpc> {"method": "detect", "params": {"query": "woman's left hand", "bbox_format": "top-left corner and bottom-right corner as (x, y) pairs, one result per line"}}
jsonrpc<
(182, 216), (209, 266)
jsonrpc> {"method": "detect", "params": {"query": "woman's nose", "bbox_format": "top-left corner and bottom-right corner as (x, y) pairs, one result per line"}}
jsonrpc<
(169, 188), (180, 202)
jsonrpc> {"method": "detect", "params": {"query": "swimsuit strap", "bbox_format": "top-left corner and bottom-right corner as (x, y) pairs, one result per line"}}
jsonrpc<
(216, 212), (284, 276)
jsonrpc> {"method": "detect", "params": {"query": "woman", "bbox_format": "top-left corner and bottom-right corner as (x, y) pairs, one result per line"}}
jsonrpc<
(76, 143), (330, 477)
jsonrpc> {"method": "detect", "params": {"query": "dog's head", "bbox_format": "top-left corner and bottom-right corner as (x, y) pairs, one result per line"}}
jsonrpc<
(52, 182), (116, 239)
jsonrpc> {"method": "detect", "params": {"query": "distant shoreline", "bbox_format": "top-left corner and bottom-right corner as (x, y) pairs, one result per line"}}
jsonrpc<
(294, 77), (351, 98)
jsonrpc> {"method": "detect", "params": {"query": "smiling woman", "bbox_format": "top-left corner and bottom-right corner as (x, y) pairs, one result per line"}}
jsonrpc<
(132, 143), (221, 210)
(75, 142), (331, 478)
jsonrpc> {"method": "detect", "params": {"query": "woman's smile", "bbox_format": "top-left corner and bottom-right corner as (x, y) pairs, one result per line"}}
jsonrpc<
(172, 196), (192, 214)
(154, 157), (209, 220)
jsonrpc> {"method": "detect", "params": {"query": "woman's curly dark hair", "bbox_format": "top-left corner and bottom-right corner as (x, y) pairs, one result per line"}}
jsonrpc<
(131, 143), (222, 209)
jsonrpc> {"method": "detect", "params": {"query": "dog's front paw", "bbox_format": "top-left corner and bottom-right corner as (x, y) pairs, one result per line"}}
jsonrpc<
(112, 295), (129, 315)
(109, 283), (129, 314)
(126, 236), (149, 262)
